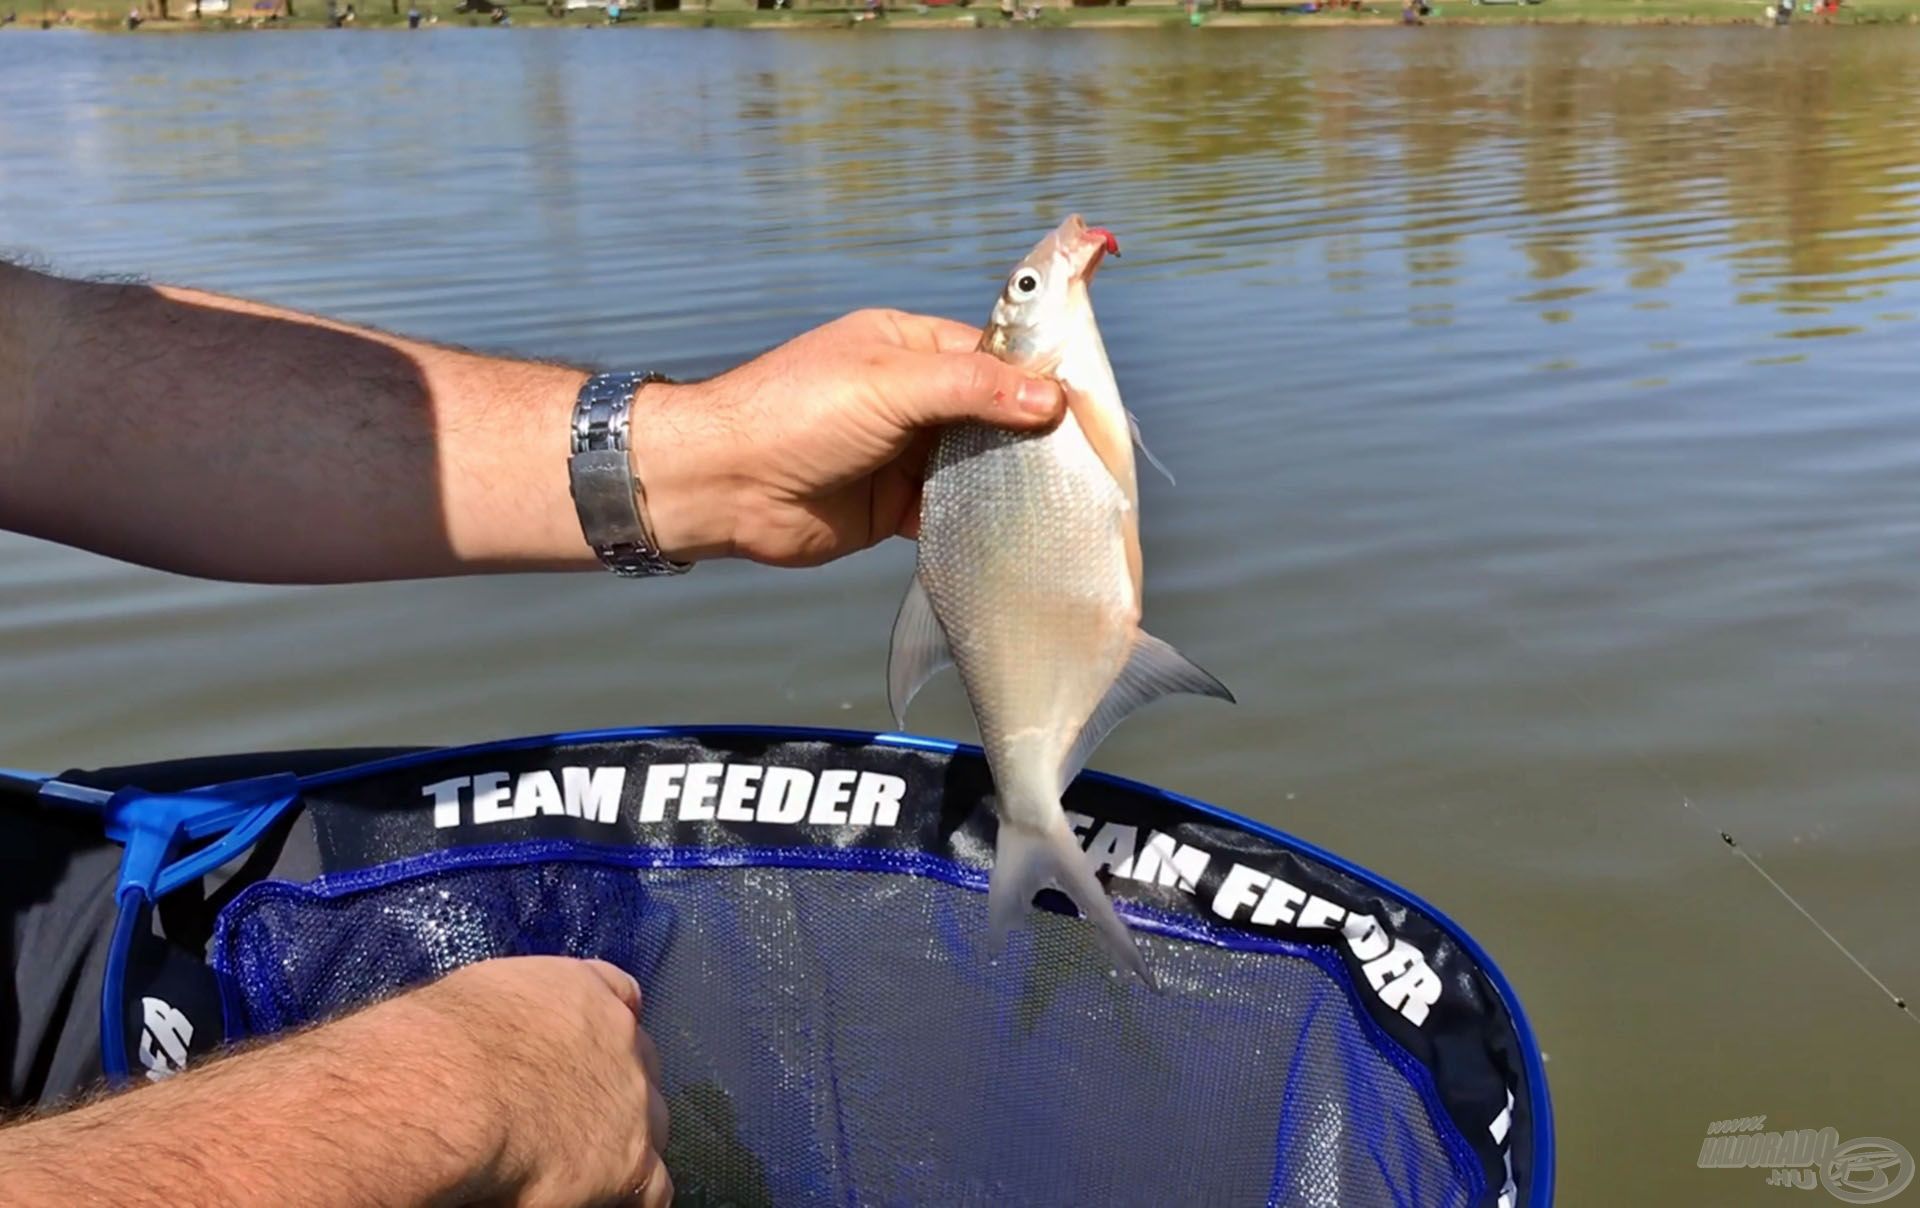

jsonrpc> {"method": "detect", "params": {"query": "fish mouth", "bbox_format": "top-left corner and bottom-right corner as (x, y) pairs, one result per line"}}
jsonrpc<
(1063, 217), (1120, 283)
(1059, 214), (1121, 282)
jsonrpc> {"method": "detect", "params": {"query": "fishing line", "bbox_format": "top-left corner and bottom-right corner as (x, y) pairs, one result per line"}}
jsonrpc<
(1547, 659), (1918, 1027)
(1710, 815), (1915, 1023)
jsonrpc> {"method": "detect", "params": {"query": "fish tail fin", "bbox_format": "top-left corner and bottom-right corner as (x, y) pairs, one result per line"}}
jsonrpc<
(987, 811), (1159, 990)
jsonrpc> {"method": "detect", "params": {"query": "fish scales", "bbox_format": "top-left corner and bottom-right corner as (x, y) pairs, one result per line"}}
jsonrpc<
(920, 415), (1134, 786)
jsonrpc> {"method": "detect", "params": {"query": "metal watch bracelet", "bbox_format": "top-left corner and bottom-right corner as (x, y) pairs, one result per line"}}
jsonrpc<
(567, 371), (691, 578)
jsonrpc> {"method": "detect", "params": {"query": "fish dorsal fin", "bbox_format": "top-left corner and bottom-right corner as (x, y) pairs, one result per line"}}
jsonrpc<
(887, 575), (952, 727)
(1059, 631), (1234, 790)
(1129, 410), (1176, 487)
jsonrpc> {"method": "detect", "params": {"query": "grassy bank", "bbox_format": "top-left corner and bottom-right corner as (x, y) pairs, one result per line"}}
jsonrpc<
(5, 0), (1913, 30)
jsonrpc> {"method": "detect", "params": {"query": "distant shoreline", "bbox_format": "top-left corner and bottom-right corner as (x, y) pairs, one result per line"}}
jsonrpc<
(4, 0), (1912, 30)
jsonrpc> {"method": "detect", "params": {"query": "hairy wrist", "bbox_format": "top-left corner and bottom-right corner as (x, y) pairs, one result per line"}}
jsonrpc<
(356, 981), (518, 1198)
(401, 967), (588, 1201)
(628, 379), (741, 563)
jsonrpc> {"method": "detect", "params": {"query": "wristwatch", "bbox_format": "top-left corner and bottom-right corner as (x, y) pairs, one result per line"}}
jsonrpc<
(568, 371), (691, 578)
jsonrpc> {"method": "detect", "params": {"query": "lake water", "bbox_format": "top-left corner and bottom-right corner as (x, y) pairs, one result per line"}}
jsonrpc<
(5, 24), (1920, 1203)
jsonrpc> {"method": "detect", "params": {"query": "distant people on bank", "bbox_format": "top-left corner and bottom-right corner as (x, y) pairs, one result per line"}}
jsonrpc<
(407, 1), (420, 21)
(124, 4), (141, 25)
(605, 0), (619, 20)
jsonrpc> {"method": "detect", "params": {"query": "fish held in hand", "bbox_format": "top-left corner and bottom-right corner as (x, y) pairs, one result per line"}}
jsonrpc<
(889, 215), (1233, 988)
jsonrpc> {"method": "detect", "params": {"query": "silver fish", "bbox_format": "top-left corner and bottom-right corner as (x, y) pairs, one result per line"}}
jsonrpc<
(889, 215), (1233, 987)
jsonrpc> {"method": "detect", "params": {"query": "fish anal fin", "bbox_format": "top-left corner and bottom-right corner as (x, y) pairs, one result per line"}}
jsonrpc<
(887, 576), (951, 727)
(1060, 631), (1234, 788)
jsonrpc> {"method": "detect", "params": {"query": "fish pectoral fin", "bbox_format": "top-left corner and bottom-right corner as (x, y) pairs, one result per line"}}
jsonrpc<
(887, 575), (952, 728)
(1061, 631), (1235, 787)
(1128, 410), (1176, 487)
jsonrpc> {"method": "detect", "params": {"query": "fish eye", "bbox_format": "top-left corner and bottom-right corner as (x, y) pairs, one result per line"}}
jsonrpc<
(1008, 269), (1042, 301)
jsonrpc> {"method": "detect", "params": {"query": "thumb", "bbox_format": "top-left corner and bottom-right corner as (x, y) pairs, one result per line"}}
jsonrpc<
(895, 350), (1065, 430)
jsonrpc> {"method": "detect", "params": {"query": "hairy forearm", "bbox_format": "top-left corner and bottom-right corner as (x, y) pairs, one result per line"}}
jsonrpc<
(0, 261), (594, 583)
(0, 994), (504, 1207)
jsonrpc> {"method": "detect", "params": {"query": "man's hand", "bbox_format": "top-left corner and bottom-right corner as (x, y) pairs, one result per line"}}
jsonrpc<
(0, 955), (670, 1208)
(631, 308), (1067, 567)
(418, 957), (672, 1207)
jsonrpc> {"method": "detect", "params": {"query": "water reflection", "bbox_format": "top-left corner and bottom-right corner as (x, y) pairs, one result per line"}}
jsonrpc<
(17, 30), (1920, 344)
(685, 30), (1920, 338)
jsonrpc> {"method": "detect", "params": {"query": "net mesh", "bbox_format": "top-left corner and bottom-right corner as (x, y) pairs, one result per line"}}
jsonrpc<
(213, 851), (1479, 1208)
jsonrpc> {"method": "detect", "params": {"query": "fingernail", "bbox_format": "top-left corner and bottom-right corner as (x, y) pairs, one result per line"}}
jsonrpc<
(1017, 379), (1059, 415)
